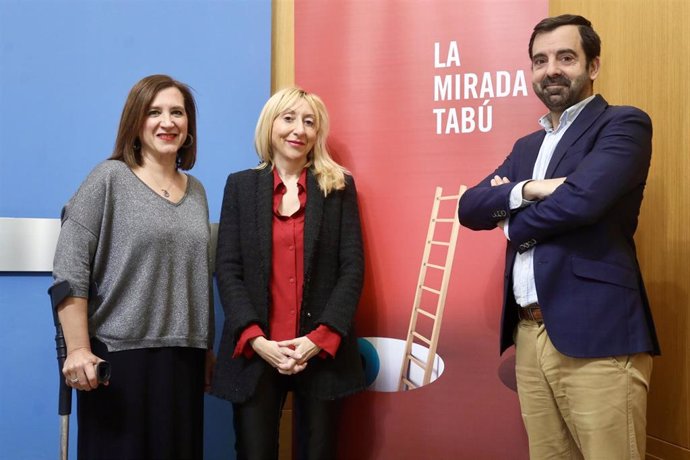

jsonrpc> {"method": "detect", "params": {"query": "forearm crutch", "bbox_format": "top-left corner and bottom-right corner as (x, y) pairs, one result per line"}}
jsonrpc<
(49, 281), (110, 460)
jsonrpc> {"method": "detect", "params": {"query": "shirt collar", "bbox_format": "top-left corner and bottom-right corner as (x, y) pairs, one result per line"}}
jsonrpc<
(272, 167), (307, 192)
(538, 94), (596, 133)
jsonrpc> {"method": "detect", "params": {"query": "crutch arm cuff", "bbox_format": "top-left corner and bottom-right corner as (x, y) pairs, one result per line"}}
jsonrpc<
(48, 280), (72, 312)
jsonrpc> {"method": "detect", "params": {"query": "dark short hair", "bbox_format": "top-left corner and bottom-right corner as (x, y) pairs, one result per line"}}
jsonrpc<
(528, 14), (601, 65)
(110, 75), (197, 170)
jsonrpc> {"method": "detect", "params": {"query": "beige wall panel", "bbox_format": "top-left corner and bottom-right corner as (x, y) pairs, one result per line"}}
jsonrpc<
(550, 1), (690, 459)
(272, 4), (295, 459)
(272, 0), (295, 92)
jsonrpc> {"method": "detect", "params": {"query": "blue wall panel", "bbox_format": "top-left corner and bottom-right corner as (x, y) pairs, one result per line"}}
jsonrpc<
(0, 1), (271, 458)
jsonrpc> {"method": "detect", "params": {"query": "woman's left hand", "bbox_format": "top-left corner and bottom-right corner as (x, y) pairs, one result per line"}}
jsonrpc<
(277, 336), (321, 368)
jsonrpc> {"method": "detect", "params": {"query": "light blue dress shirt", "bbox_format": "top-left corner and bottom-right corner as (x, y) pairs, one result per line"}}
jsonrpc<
(504, 95), (595, 307)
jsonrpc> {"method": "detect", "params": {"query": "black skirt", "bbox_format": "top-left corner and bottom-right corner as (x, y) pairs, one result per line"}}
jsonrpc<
(77, 340), (205, 460)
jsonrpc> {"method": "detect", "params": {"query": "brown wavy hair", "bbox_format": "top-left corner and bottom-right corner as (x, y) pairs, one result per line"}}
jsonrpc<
(110, 74), (197, 170)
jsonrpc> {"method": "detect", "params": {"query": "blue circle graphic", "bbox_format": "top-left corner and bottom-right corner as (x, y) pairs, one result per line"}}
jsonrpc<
(357, 338), (380, 387)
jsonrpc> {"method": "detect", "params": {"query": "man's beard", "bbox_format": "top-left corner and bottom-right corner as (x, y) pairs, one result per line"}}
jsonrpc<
(533, 73), (590, 113)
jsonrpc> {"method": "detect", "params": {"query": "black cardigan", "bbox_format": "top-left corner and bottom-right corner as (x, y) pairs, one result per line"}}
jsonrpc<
(211, 167), (365, 403)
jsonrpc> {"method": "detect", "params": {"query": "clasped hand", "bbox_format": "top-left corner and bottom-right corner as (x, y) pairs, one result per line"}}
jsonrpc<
(251, 336), (321, 375)
(62, 347), (108, 391)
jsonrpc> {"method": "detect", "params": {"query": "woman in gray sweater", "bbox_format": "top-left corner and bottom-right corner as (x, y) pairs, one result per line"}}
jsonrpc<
(51, 74), (214, 460)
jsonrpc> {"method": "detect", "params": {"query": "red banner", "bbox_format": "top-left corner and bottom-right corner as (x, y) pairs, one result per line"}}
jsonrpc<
(295, 1), (547, 457)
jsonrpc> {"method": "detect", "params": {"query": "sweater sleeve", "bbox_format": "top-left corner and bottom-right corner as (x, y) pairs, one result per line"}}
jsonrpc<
(52, 163), (108, 298)
(195, 177), (216, 348)
(52, 219), (98, 298)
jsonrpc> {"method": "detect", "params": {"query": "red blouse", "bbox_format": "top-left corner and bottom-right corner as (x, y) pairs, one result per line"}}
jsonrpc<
(233, 168), (340, 359)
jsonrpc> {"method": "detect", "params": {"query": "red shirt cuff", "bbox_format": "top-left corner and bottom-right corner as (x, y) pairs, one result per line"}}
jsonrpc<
(307, 325), (341, 358)
(233, 324), (265, 359)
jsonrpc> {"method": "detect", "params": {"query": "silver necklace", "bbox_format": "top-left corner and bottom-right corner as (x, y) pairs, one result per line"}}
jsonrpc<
(150, 172), (176, 198)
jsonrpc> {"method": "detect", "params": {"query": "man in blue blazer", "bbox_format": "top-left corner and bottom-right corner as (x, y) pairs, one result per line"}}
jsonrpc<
(458, 14), (659, 459)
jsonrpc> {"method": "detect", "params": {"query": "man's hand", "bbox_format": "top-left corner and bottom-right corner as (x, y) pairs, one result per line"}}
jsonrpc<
(490, 175), (511, 229)
(523, 177), (567, 200)
(490, 175), (511, 187)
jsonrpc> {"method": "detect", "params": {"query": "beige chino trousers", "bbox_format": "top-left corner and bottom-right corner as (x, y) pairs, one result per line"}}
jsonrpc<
(515, 320), (653, 460)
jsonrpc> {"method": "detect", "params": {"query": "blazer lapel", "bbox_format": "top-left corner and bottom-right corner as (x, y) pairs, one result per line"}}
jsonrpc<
(256, 168), (274, 287)
(304, 170), (324, 279)
(545, 94), (608, 178)
(520, 132), (546, 180)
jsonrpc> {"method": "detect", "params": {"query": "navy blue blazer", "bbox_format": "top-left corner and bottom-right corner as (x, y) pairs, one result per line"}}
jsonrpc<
(211, 167), (365, 403)
(459, 95), (660, 358)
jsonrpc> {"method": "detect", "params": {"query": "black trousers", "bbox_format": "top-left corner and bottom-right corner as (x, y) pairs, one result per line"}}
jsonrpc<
(77, 339), (205, 460)
(233, 367), (341, 460)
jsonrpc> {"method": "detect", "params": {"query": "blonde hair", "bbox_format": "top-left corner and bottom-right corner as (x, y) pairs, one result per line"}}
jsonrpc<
(254, 87), (347, 195)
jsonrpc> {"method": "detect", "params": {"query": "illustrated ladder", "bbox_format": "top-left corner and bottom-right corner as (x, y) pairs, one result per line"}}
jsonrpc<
(398, 185), (466, 391)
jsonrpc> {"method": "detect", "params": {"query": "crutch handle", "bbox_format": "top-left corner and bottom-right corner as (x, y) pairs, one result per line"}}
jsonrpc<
(96, 361), (111, 383)
(50, 281), (73, 416)
(55, 324), (73, 416)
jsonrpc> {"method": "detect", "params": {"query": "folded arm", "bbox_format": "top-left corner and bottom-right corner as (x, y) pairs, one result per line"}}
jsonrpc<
(507, 109), (652, 252)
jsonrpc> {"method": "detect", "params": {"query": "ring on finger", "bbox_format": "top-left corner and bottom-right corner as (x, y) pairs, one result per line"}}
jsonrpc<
(70, 376), (79, 383)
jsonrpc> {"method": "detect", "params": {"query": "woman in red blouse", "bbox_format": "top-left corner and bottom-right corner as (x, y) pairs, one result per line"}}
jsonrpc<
(212, 87), (365, 459)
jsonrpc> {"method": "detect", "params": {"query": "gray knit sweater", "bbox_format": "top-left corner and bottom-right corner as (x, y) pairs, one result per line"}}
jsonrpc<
(52, 160), (213, 352)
